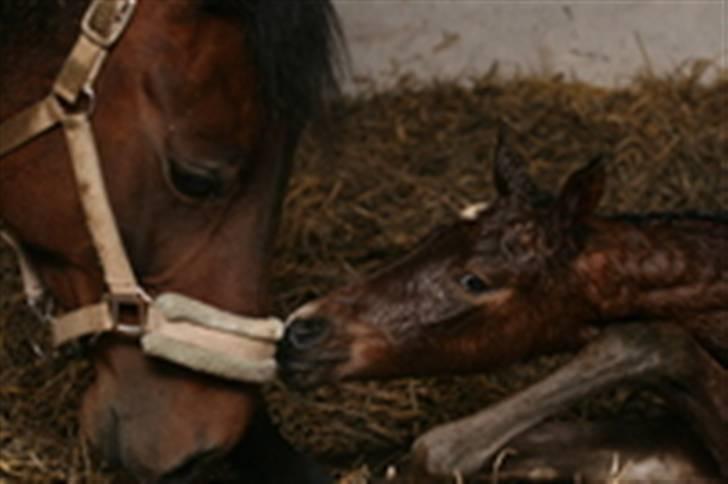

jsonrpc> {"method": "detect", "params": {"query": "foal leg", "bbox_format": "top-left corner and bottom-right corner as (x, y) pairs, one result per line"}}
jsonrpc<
(412, 323), (728, 478)
(479, 418), (720, 482)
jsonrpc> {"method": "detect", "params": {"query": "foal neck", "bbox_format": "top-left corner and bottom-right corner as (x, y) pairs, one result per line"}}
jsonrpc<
(576, 214), (728, 322)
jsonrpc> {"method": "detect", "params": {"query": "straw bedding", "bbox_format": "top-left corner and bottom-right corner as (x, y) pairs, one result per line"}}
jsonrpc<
(1, 66), (726, 482)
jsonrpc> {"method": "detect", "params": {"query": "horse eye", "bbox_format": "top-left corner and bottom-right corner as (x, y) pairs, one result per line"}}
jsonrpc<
(167, 159), (224, 199)
(459, 272), (490, 294)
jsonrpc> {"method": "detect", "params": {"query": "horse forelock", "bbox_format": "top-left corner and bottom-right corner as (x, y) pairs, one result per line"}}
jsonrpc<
(0, 0), (344, 123)
(0, 0), (90, 67)
(203, 0), (345, 123)
(0, 0), (82, 33)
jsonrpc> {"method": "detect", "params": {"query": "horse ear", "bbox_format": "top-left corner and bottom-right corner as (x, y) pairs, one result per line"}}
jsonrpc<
(555, 155), (606, 227)
(492, 128), (539, 203)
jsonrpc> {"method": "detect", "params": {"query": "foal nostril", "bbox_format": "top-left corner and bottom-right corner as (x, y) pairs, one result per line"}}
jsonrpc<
(286, 317), (331, 350)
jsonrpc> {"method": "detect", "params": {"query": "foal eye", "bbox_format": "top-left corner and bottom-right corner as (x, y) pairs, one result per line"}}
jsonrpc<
(167, 159), (225, 200)
(459, 272), (490, 295)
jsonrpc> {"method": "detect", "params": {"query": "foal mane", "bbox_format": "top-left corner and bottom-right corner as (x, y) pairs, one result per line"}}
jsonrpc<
(0, 0), (344, 122)
(608, 211), (728, 231)
(612, 211), (728, 221)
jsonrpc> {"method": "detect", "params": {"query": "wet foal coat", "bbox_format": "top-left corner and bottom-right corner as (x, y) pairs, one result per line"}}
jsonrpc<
(278, 136), (727, 479)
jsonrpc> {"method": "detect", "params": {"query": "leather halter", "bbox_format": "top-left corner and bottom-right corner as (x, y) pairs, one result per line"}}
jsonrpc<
(0, 0), (282, 382)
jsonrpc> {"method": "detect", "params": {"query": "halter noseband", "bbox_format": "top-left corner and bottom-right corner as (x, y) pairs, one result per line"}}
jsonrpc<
(0, 0), (282, 383)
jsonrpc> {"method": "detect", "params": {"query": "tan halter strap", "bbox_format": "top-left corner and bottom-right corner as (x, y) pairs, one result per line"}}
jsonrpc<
(61, 0), (141, 295)
(0, 230), (46, 312)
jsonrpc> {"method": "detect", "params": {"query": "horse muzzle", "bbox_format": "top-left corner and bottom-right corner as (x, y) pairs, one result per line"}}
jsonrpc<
(80, 338), (257, 482)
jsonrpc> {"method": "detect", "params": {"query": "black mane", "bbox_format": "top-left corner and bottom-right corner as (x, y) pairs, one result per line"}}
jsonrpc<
(0, 0), (344, 122)
(203, 0), (344, 122)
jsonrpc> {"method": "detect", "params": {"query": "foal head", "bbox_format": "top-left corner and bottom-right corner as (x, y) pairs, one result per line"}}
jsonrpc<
(279, 137), (606, 388)
(0, 0), (339, 479)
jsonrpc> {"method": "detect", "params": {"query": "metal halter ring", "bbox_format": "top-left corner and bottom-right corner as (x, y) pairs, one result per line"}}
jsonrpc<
(106, 290), (151, 338)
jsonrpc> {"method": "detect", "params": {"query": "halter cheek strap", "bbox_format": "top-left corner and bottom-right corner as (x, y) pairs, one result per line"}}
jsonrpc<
(0, 0), (283, 383)
(0, 231), (46, 311)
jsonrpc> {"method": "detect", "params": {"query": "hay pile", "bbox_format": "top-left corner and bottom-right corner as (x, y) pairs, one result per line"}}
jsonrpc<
(1, 67), (726, 482)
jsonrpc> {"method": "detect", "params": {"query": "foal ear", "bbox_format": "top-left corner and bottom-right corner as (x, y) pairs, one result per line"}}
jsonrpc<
(555, 155), (606, 226)
(492, 128), (539, 203)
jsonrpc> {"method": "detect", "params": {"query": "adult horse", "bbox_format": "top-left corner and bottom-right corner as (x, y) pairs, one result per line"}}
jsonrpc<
(0, 0), (341, 481)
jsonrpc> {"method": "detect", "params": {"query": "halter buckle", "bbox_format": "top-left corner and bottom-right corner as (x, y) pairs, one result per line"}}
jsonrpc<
(82, 0), (138, 48)
(106, 290), (150, 338)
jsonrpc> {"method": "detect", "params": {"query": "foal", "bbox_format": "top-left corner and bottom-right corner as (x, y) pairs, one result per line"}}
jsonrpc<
(277, 137), (728, 479)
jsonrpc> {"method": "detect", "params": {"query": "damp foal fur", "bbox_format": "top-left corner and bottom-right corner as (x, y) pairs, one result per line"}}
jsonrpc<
(279, 134), (727, 479)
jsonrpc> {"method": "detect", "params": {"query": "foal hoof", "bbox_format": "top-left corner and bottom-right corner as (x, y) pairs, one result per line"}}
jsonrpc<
(412, 427), (487, 478)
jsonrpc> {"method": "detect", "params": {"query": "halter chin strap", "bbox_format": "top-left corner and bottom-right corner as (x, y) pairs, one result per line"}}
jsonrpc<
(0, 0), (282, 383)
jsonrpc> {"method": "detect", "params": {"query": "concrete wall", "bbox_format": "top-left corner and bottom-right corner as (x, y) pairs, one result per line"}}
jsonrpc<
(334, 0), (726, 91)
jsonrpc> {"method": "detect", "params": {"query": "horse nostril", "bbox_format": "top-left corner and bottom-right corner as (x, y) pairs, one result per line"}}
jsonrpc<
(286, 317), (331, 350)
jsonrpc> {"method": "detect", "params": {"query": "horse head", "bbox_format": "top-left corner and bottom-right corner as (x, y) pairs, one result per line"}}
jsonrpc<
(0, 0), (340, 480)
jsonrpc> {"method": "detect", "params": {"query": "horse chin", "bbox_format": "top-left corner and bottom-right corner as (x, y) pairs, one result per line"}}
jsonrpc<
(80, 338), (255, 481)
(276, 350), (349, 390)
